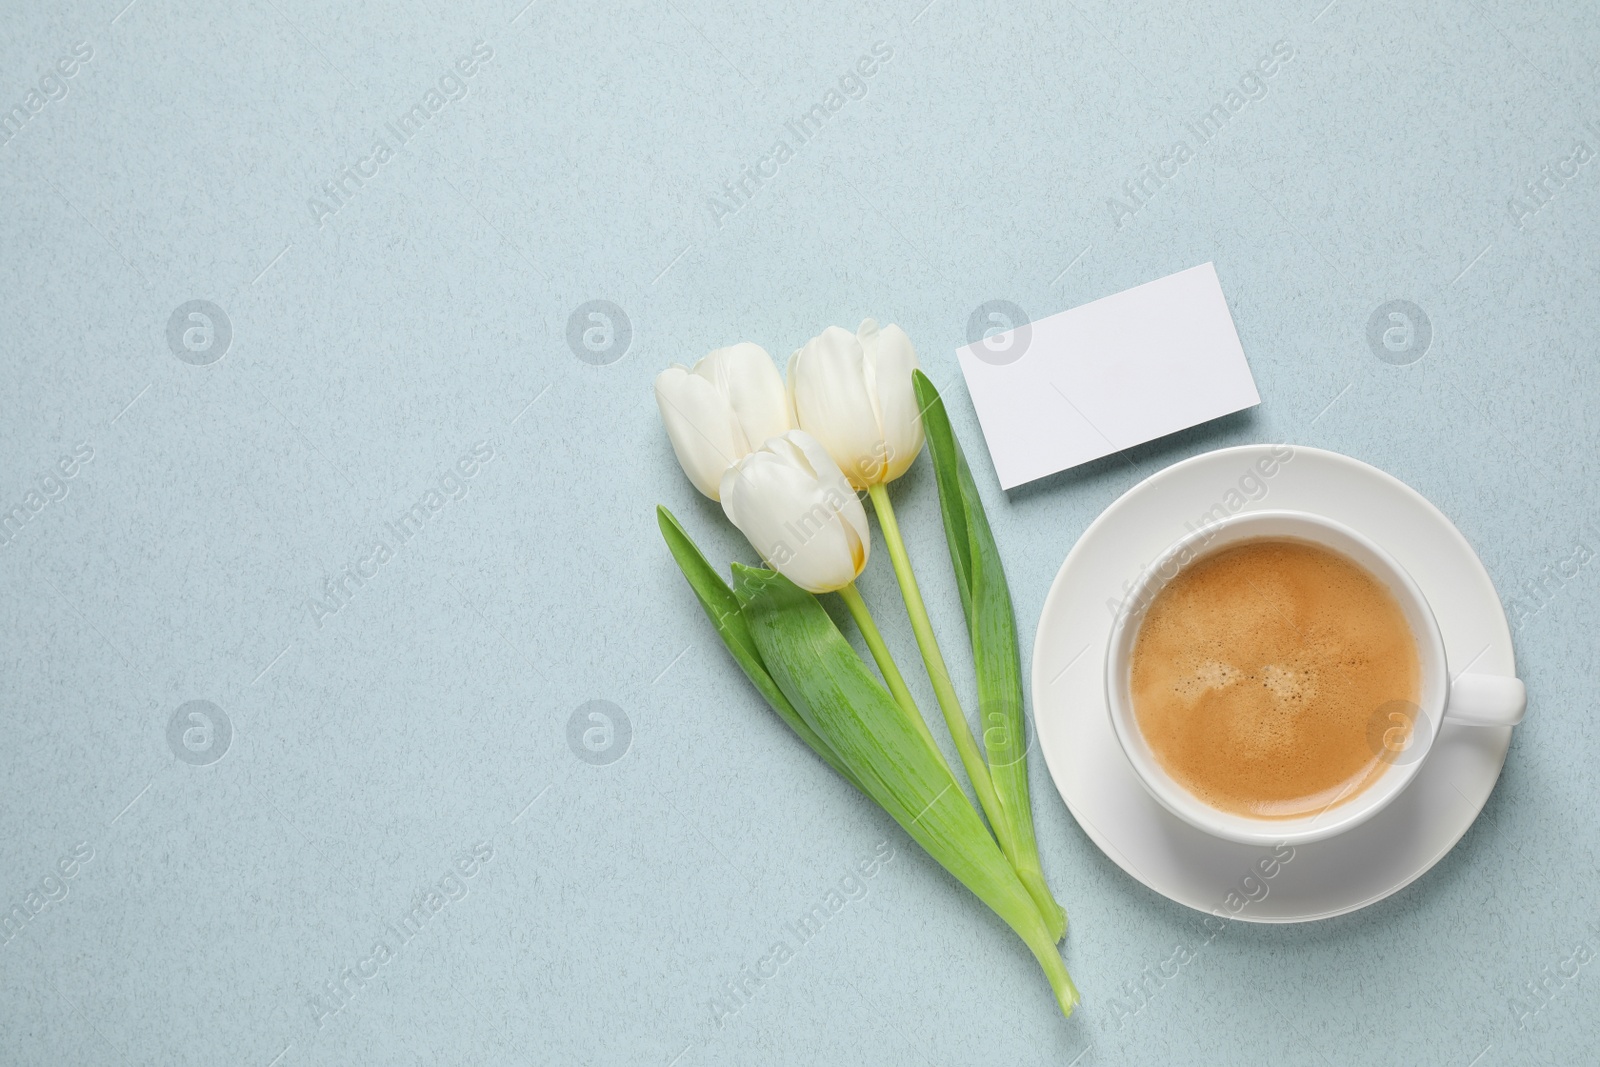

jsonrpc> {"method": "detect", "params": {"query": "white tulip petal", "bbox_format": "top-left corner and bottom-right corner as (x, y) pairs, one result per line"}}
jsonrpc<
(696, 342), (790, 452)
(788, 326), (887, 488)
(655, 367), (742, 499)
(782, 431), (870, 552)
(720, 435), (868, 593)
(784, 348), (801, 433)
(861, 321), (924, 482)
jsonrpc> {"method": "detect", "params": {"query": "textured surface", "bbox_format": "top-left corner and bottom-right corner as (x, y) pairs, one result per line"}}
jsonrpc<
(1, 1), (1597, 1064)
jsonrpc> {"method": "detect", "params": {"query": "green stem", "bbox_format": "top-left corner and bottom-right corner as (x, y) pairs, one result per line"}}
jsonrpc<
(1018, 863), (1066, 942)
(979, 856), (1079, 1017)
(837, 582), (942, 757)
(1032, 940), (1081, 1017)
(867, 483), (1014, 854)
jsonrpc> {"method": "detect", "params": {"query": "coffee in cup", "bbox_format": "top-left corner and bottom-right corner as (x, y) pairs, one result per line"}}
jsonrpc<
(1128, 537), (1419, 819)
(1104, 509), (1526, 846)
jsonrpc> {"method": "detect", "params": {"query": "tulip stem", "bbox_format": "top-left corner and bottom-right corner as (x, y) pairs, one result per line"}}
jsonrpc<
(867, 482), (1011, 851)
(837, 582), (942, 756)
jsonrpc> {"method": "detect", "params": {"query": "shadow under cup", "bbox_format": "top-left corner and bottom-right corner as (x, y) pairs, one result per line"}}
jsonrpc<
(1104, 510), (1451, 847)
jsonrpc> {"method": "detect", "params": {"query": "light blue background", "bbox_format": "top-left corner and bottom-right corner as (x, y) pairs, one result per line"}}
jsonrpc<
(2, 1), (1597, 1064)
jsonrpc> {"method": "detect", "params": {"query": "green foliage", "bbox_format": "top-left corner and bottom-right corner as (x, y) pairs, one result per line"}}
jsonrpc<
(913, 370), (1066, 940)
(656, 506), (862, 792)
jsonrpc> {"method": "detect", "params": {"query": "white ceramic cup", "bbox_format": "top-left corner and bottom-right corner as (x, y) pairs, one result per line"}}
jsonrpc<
(1105, 509), (1526, 846)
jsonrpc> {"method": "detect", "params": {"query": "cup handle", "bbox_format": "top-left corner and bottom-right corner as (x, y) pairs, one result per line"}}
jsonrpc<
(1443, 674), (1527, 727)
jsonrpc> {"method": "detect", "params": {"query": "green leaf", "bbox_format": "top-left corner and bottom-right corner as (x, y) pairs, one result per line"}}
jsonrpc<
(918, 376), (975, 616)
(912, 371), (1067, 941)
(734, 563), (1077, 1017)
(656, 506), (863, 793)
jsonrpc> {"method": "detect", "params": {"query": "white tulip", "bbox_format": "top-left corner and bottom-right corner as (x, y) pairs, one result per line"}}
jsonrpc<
(786, 318), (924, 489)
(719, 431), (870, 594)
(654, 343), (790, 500)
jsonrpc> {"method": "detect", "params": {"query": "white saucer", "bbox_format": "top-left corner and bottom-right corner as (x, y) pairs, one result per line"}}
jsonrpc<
(1031, 444), (1517, 922)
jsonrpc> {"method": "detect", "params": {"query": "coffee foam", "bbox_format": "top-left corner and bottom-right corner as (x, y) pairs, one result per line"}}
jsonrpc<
(1129, 538), (1420, 818)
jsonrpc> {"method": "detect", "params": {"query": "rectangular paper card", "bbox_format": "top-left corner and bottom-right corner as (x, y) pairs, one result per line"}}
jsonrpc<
(955, 262), (1260, 489)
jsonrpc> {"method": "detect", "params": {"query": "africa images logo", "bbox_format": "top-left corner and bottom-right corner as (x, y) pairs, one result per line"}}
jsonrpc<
(0, 41), (93, 150)
(305, 442), (495, 629)
(306, 41), (494, 228)
(0, 442), (94, 550)
(1, 843), (94, 949)
(706, 41), (894, 228)
(1105, 40), (1295, 231)
(307, 843), (494, 1030)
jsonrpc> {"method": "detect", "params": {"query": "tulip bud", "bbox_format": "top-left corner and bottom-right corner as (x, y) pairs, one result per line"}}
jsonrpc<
(786, 319), (924, 489)
(719, 431), (870, 594)
(655, 343), (790, 500)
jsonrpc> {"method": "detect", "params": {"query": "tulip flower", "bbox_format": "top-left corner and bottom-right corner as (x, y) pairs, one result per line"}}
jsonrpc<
(720, 431), (941, 754)
(786, 319), (923, 490)
(655, 343), (790, 500)
(653, 332), (1076, 1015)
(718, 430), (868, 595)
(790, 321), (1011, 870)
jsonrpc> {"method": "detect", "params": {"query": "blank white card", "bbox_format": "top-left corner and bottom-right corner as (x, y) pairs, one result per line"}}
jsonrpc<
(955, 263), (1260, 490)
